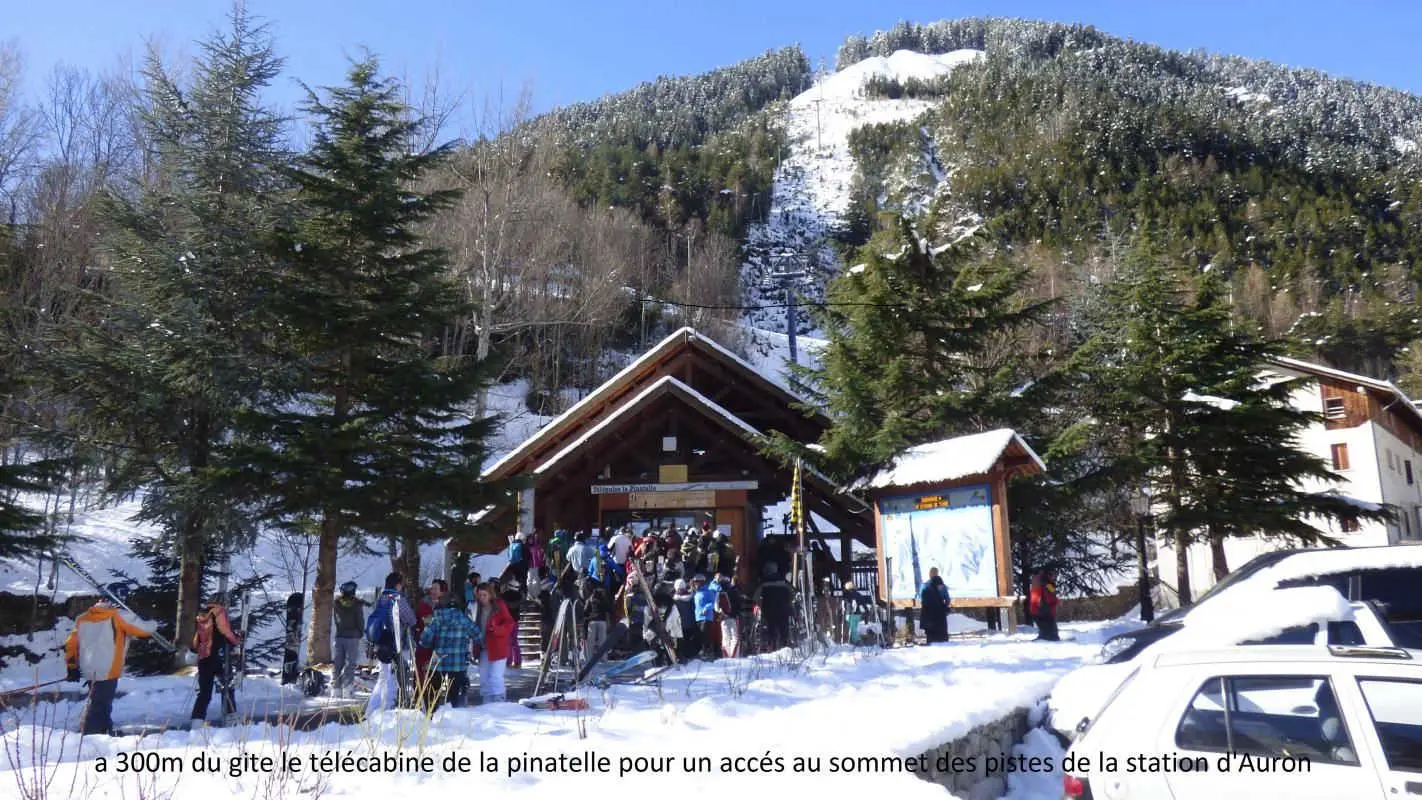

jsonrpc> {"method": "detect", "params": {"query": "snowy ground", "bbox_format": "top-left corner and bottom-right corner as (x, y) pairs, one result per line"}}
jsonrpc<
(0, 619), (1135, 799)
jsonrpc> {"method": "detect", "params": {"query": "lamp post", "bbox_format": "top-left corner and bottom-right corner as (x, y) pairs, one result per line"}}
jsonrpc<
(1130, 487), (1155, 623)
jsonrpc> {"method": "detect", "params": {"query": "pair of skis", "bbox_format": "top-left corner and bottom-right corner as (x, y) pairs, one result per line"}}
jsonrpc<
(217, 591), (252, 717)
(55, 551), (177, 652)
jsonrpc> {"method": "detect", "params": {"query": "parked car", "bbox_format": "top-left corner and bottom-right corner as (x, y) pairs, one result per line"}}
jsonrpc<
(1098, 546), (1422, 667)
(1062, 644), (1422, 799)
(1049, 598), (1400, 742)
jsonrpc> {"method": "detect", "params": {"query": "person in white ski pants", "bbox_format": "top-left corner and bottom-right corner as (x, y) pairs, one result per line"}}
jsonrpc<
(366, 572), (416, 715)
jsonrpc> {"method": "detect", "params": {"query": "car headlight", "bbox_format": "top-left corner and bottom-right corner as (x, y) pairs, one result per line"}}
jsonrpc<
(1095, 636), (1134, 664)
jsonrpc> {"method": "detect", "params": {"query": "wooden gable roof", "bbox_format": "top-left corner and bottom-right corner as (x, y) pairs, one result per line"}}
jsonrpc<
(483, 327), (826, 481)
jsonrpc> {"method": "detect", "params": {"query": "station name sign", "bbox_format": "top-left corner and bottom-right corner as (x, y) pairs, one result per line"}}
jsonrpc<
(590, 480), (759, 494)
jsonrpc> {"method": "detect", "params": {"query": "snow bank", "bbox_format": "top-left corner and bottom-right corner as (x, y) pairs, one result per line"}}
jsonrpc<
(0, 620), (1134, 799)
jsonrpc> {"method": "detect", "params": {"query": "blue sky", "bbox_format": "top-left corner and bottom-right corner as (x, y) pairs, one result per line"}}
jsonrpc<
(7, 0), (1419, 122)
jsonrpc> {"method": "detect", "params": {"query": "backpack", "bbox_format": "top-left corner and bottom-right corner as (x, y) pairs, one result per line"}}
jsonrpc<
(509, 540), (526, 564)
(300, 666), (328, 697)
(365, 593), (395, 646)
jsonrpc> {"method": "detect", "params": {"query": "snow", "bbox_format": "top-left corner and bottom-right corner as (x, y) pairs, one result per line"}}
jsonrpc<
(859, 428), (1045, 490)
(1166, 585), (1353, 652)
(0, 619), (1135, 798)
(1223, 86), (1271, 105)
(1393, 135), (1418, 154)
(1180, 390), (1240, 410)
(740, 50), (984, 338)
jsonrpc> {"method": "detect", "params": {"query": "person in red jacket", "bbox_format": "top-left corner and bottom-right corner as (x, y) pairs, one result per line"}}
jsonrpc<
(1029, 570), (1061, 641)
(474, 582), (515, 702)
(413, 579), (445, 703)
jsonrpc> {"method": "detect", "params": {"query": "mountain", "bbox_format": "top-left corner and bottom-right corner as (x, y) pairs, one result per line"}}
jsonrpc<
(536, 17), (1422, 390)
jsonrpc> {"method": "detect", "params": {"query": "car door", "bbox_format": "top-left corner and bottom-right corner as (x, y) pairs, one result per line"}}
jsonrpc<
(1347, 673), (1422, 798)
(1163, 667), (1383, 800)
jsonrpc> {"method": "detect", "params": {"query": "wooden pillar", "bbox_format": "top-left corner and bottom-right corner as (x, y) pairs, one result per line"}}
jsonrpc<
(990, 470), (1013, 599)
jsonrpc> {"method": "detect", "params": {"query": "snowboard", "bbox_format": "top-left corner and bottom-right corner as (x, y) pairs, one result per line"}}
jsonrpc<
(282, 593), (303, 685)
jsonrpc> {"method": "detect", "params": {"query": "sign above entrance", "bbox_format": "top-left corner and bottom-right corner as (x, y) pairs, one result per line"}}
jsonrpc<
(591, 480), (758, 494)
(629, 490), (715, 509)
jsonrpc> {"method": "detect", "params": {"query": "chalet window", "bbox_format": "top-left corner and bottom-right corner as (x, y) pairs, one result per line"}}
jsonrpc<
(1324, 396), (1347, 420)
(1407, 460), (1415, 486)
(1331, 443), (1350, 471)
(1341, 517), (1361, 533)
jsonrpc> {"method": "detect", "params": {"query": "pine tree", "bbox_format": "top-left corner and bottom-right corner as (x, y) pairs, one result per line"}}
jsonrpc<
(1074, 236), (1384, 604)
(54, 7), (285, 665)
(793, 215), (1050, 479)
(223, 56), (501, 664)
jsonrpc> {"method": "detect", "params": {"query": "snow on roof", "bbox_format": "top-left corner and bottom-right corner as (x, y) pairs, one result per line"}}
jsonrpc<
(1266, 355), (1422, 429)
(532, 375), (764, 476)
(1161, 585), (1352, 652)
(482, 327), (812, 478)
(1181, 390), (1240, 410)
(858, 428), (1045, 490)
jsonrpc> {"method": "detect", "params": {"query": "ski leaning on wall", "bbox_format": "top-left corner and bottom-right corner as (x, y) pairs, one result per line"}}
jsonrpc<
(55, 551), (176, 652)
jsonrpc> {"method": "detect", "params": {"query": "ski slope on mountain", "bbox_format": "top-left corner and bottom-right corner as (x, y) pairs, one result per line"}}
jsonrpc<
(742, 49), (983, 334)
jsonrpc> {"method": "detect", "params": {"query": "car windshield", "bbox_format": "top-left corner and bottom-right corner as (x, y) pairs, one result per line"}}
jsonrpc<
(1155, 550), (1301, 624)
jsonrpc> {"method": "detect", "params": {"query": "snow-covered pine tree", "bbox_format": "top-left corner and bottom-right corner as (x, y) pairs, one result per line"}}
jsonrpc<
(224, 56), (501, 665)
(56, 5), (285, 666)
(786, 214), (1051, 479)
(1071, 234), (1387, 604)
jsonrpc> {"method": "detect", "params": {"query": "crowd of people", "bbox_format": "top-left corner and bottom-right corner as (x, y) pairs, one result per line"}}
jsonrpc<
(56, 523), (1065, 734)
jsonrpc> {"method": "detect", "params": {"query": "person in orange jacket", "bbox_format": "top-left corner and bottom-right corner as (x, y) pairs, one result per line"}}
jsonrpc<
(1028, 570), (1061, 641)
(64, 600), (154, 735)
(190, 597), (242, 727)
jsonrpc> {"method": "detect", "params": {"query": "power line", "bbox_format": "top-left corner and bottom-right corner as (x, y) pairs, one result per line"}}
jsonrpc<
(636, 297), (912, 312)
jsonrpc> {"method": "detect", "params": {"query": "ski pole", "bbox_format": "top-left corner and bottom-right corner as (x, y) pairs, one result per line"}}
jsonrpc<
(0, 677), (68, 700)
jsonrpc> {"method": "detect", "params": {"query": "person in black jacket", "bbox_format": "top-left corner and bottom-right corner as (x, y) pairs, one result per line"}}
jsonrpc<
(331, 581), (366, 698)
(753, 563), (793, 652)
(920, 574), (950, 643)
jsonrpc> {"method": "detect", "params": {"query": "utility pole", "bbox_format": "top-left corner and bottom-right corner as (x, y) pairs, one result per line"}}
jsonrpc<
(767, 255), (806, 368)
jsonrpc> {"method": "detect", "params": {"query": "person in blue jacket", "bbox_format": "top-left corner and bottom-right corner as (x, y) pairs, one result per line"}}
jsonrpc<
(691, 574), (722, 660)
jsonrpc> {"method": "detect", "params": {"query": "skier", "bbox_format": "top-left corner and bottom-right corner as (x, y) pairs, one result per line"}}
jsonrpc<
(548, 528), (569, 576)
(566, 531), (594, 579)
(580, 579), (612, 664)
(1029, 570), (1061, 641)
(920, 573), (950, 643)
(616, 571), (651, 654)
(473, 582), (514, 703)
(499, 582), (523, 669)
(414, 579), (446, 701)
(419, 595), (481, 709)
(331, 581), (366, 698)
(501, 531), (530, 590)
(64, 600), (154, 735)
(671, 578), (698, 661)
(609, 526), (634, 573)
(752, 563), (793, 652)
(463, 572), (481, 608)
(717, 575), (742, 658)
(841, 580), (871, 644)
(189, 596), (243, 727)
(662, 525), (683, 573)
(365, 572), (416, 715)
(691, 574), (721, 660)
(527, 531), (546, 599)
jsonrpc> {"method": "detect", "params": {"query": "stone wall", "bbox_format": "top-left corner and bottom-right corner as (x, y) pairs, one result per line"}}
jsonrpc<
(913, 706), (1033, 800)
